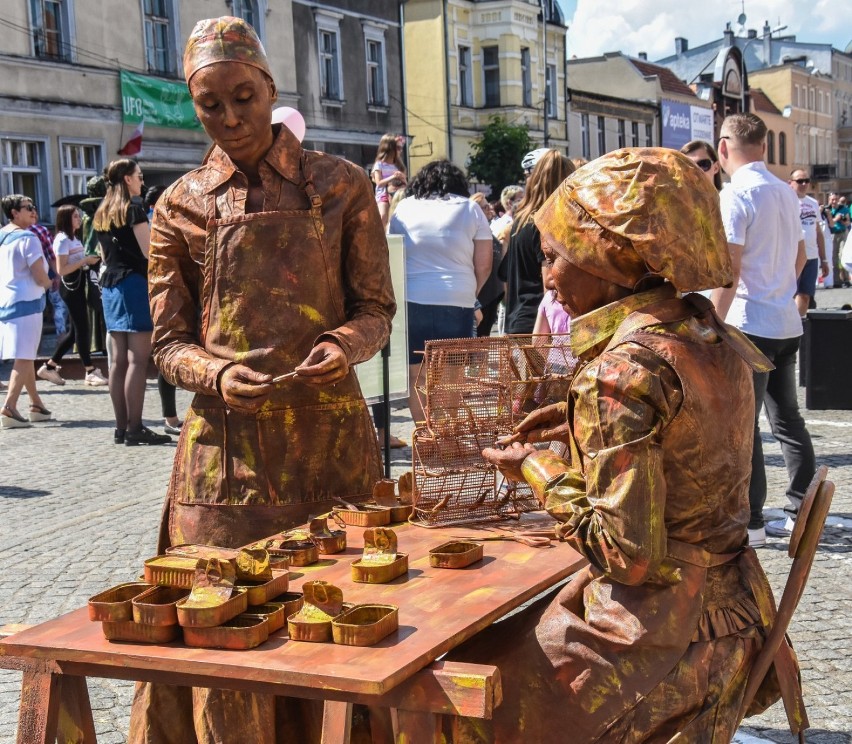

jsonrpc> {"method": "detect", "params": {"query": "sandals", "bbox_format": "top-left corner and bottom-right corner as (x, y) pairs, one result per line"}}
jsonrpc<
(1, 405), (31, 429)
(28, 404), (53, 422)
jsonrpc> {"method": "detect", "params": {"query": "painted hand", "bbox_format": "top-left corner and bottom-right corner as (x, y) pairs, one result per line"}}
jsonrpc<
(296, 341), (349, 387)
(497, 401), (570, 445)
(219, 364), (272, 413)
(482, 442), (535, 482)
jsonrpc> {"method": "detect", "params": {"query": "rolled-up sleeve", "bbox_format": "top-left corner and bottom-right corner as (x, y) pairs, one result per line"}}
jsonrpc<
(149, 198), (232, 395)
(319, 164), (396, 364)
(536, 344), (682, 585)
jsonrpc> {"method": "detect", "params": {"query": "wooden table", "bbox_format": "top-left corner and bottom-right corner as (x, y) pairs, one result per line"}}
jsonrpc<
(0, 517), (585, 743)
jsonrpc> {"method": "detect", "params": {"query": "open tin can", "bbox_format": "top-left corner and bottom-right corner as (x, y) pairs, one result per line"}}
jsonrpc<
(132, 585), (190, 626)
(183, 615), (270, 650)
(176, 587), (248, 628)
(241, 602), (288, 633)
(332, 604), (399, 646)
(236, 569), (290, 606)
(428, 541), (484, 569)
(101, 620), (181, 644)
(351, 527), (408, 583)
(287, 581), (344, 643)
(143, 556), (203, 588)
(88, 583), (152, 622)
(308, 517), (347, 554)
(332, 505), (391, 527)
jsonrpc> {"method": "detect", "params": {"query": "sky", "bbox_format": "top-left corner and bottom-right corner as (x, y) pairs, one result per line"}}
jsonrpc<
(556, 0), (852, 61)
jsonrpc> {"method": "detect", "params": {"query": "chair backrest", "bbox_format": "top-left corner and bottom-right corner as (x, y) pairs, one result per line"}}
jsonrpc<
(739, 465), (834, 736)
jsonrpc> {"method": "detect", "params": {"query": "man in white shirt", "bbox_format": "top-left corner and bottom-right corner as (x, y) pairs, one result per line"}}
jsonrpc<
(789, 169), (829, 315)
(712, 113), (816, 547)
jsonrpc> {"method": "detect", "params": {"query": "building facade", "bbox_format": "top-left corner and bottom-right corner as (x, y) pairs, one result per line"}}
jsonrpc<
(0, 0), (404, 221)
(403, 0), (568, 182)
(565, 53), (711, 161)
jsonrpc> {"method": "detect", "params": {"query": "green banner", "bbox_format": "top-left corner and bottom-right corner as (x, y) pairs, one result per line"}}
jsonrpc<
(120, 70), (201, 130)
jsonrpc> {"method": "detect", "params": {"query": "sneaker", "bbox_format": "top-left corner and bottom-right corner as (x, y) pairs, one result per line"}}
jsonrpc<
(1, 406), (31, 429)
(747, 527), (766, 548)
(28, 405), (53, 422)
(765, 516), (795, 538)
(125, 426), (172, 446)
(37, 363), (65, 386)
(84, 368), (108, 386)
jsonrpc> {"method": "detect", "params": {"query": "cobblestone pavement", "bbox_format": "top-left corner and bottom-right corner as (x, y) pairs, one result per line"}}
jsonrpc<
(1, 289), (850, 742)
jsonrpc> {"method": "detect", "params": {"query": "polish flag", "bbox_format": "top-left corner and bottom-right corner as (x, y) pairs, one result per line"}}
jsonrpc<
(118, 120), (144, 157)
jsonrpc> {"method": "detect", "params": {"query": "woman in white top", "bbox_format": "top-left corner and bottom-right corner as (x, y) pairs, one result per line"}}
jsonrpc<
(0, 194), (53, 428)
(388, 159), (492, 421)
(37, 204), (103, 387)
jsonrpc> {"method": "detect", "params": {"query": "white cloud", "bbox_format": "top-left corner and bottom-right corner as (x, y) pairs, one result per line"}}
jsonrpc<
(565, 0), (850, 60)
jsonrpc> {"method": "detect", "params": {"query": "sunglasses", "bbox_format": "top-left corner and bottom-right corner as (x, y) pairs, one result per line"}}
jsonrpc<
(793, 178), (810, 185)
(19, 204), (36, 212)
(695, 158), (714, 172)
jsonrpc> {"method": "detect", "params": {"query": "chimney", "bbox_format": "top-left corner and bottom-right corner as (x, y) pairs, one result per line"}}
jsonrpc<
(763, 20), (772, 66)
(723, 23), (734, 47)
(747, 29), (757, 39)
(638, 51), (647, 60)
(675, 37), (688, 56)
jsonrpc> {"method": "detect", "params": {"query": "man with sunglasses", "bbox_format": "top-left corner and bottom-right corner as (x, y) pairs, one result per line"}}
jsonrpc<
(825, 192), (851, 287)
(789, 169), (828, 314)
(712, 113), (815, 548)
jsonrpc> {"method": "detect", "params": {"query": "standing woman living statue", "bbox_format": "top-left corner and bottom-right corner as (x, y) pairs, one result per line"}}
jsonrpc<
(129, 16), (395, 744)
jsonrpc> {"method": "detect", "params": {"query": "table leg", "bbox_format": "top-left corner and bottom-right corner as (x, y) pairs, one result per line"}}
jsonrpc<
(320, 700), (352, 744)
(366, 706), (394, 744)
(58, 675), (98, 743)
(17, 669), (60, 744)
(394, 709), (442, 744)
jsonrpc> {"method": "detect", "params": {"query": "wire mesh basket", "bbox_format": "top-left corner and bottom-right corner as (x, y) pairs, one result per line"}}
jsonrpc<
(410, 335), (575, 527)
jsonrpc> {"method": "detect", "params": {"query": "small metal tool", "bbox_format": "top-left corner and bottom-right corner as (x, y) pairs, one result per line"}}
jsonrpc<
(271, 371), (299, 383)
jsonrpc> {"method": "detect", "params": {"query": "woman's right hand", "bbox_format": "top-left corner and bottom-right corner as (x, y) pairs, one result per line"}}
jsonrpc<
(84, 255), (99, 266)
(218, 364), (273, 413)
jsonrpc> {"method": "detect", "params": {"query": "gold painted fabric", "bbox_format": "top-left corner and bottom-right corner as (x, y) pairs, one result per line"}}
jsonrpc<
(131, 126), (393, 744)
(450, 289), (785, 743)
(183, 16), (271, 82)
(148, 123), (395, 551)
(534, 148), (732, 291)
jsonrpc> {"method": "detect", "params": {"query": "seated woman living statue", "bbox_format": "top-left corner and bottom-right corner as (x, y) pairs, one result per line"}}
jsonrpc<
(450, 148), (795, 742)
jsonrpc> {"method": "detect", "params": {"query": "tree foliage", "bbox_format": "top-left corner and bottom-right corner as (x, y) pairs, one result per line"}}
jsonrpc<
(466, 117), (532, 197)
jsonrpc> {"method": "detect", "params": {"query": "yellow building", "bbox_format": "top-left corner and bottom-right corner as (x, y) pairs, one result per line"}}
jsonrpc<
(750, 63), (836, 197)
(403, 0), (568, 183)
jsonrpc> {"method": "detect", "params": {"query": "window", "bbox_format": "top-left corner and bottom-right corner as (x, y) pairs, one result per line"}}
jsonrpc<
(809, 88), (815, 111)
(794, 85), (800, 108)
(617, 119), (626, 148)
(458, 46), (472, 107)
(230, 0), (256, 29)
(631, 122), (639, 147)
(545, 64), (557, 118)
(143, 0), (176, 75)
(767, 130), (775, 163)
(1, 137), (49, 219)
(60, 141), (102, 195)
(30, 0), (73, 62)
(521, 48), (532, 107)
(364, 25), (387, 107)
(483, 46), (500, 107)
(597, 116), (606, 156)
(316, 12), (344, 102)
(645, 122), (653, 147)
(580, 113), (590, 159)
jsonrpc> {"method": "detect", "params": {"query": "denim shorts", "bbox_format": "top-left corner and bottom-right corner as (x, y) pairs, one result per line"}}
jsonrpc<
(102, 273), (153, 333)
(407, 302), (474, 364)
(796, 257), (819, 298)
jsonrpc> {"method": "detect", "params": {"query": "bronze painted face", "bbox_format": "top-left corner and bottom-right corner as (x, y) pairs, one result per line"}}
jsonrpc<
(190, 62), (276, 172)
(542, 235), (628, 318)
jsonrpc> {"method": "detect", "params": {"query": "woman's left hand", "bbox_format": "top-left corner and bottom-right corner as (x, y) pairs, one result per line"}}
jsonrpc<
(482, 441), (535, 482)
(296, 341), (349, 386)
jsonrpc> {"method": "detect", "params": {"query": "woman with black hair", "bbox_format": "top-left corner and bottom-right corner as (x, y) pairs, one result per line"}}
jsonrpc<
(37, 204), (104, 386)
(388, 159), (492, 421)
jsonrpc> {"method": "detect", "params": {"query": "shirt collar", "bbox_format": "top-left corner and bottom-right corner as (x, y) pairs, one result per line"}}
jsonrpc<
(570, 284), (677, 358)
(201, 124), (303, 194)
(731, 160), (768, 183)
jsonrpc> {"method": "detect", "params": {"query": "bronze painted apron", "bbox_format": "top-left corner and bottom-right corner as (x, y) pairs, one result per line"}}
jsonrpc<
(161, 161), (381, 551)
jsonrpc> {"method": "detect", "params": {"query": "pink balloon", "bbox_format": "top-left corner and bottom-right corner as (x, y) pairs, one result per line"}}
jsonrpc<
(272, 106), (306, 142)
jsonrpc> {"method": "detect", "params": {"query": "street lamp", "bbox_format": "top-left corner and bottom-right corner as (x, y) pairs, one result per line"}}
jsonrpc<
(740, 24), (787, 113)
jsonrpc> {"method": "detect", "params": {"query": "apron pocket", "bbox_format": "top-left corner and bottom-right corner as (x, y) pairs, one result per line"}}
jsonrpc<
(171, 407), (226, 505)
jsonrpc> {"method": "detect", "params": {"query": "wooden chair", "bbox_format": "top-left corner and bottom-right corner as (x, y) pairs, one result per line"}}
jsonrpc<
(739, 465), (834, 743)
